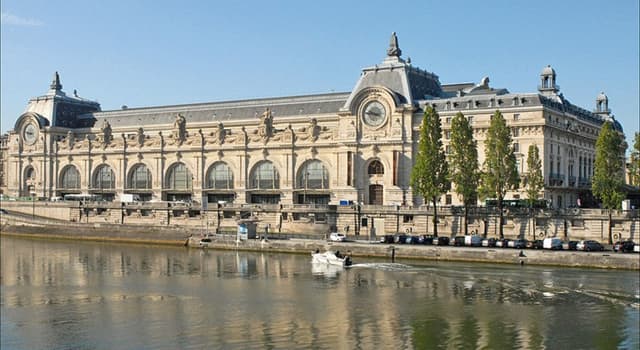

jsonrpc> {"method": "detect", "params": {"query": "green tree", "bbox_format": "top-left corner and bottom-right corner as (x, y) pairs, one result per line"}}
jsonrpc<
(524, 144), (544, 240)
(592, 121), (626, 243)
(479, 110), (518, 239)
(411, 105), (450, 237)
(629, 132), (640, 187)
(449, 112), (479, 236)
(525, 144), (544, 206)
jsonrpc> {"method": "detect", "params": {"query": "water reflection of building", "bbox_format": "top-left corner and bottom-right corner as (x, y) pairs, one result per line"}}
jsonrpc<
(1, 239), (633, 348)
(2, 33), (626, 211)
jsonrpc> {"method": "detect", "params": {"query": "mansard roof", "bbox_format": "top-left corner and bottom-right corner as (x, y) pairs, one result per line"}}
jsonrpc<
(78, 92), (349, 128)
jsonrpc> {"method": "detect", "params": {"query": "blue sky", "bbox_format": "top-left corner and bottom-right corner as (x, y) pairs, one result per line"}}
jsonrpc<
(2, 0), (638, 146)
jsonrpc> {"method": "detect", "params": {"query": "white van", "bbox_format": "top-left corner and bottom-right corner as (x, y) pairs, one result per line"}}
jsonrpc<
(543, 238), (563, 250)
(329, 232), (346, 242)
(465, 235), (483, 247)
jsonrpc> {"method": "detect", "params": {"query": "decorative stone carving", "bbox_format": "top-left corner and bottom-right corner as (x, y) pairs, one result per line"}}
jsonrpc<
(250, 108), (274, 143)
(297, 118), (320, 142)
(282, 124), (294, 143)
(66, 131), (75, 149)
(99, 119), (113, 147)
(136, 127), (145, 147)
(387, 32), (402, 57)
(209, 122), (226, 145)
(172, 113), (187, 144)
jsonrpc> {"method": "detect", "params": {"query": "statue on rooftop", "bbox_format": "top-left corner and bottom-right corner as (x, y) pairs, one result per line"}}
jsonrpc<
(387, 32), (402, 57)
(173, 113), (187, 143)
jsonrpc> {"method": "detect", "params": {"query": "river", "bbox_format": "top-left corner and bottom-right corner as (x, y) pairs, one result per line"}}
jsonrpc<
(1, 236), (638, 349)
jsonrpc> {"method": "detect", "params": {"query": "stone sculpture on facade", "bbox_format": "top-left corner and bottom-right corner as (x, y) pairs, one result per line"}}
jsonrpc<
(173, 114), (187, 144)
(99, 119), (113, 147)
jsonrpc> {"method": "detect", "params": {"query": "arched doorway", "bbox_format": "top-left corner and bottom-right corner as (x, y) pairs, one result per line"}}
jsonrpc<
(367, 159), (384, 205)
(369, 184), (383, 205)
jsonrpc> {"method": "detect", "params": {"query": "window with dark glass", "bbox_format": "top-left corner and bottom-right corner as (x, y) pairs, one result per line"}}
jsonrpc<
(207, 162), (233, 189)
(167, 163), (192, 190)
(368, 160), (384, 175)
(129, 164), (152, 189)
(60, 166), (80, 189)
(297, 160), (329, 189)
(94, 165), (115, 189)
(251, 162), (279, 189)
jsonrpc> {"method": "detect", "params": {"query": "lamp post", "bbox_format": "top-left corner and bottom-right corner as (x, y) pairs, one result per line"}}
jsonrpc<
(31, 191), (36, 219)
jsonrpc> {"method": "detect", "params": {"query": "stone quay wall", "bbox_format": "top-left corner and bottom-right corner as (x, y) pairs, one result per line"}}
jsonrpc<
(1, 200), (638, 243)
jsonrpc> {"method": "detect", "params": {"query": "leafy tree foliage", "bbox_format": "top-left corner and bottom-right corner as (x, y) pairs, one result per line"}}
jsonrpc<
(410, 105), (450, 237)
(449, 112), (479, 235)
(525, 144), (544, 206)
(592, 122), (626, 209)
(592, 121), (626, 244)
(479, 110), (518, 238)
(629, 132), (640, 187)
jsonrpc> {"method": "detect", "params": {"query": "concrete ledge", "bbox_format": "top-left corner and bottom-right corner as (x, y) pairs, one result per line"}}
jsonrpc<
(2, 220), (638, 270)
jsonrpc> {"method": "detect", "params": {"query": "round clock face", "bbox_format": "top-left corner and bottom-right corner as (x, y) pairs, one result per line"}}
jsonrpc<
(363, 101), (387, 127)
(23, 123), (38, 144)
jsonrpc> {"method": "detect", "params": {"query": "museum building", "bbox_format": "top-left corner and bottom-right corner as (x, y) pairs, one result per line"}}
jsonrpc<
(2, 33), (624, 208)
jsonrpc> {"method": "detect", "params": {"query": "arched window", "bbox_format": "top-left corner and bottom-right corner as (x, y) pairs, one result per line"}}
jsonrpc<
(166, 163), (192, 190)
(93, 165), (115, 189)
(24, 166), (35, 180)
(297, 160), (329, 189)
(129, 164), (152, 189)
(368, 160), (384, 175)
(250, 161), (279, 189)
(207, 162), (233, 189)
(60, 166), (80, 189)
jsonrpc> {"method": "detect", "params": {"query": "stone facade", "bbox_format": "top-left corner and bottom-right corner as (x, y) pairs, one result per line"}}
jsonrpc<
(2, 33), (626, 214)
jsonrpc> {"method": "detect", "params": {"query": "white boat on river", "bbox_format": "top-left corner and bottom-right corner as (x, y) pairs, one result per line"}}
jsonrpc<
(311, 250), (353, 267)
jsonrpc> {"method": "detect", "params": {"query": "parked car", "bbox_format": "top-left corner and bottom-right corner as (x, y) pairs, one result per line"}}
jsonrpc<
(496, 239), (510, 248)
(329, 232), (346, 242)
(562, 241), (578, 251)
(395, 234), (408, 244)
(380, 235), (395, 244)
(453, 236), (466, 246)
(405, 236), (420, 244)
(531, 240), (544, 249)
(465, 235), (483, 247)
(512, 239), (528, 249)
(482, 238), (497, 247)
(613, 241), (635, 253)
(419, 235), (434, 245)
(433, 236), (450, 246)
(579, 240), (604, 252)
(543, 238), (563, 250)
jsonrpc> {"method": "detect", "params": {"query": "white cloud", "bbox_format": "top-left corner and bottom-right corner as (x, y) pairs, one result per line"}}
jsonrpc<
(1, 12), (44, 27)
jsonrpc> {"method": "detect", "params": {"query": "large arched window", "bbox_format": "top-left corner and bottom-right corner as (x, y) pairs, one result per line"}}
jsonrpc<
(166, 163), (192, 190)
(207, 162), (233, 189)
(129, 164), (152, 189)
(368, 160), (384, 175)
(60, 165), (80, 189)
(297, 160), (329, 189)
(93, 165), (115, 189)
(250, 161), (279, 189)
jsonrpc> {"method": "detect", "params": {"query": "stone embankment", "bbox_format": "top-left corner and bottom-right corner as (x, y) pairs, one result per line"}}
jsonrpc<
(2, 211), (638, 270)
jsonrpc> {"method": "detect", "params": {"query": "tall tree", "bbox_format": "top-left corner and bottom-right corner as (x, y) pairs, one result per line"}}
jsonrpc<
(525, 144), (544, 206)
(479, 110), (519, 239)
(524, 144), (544, 240)
(592, 121), (626, 243)
(449, 112), (479, 236)
(629, 132), (640, 187)
(410, 105), (450, 237)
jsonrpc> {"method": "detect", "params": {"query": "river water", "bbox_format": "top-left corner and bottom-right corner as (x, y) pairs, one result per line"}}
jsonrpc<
(1, 236), (638, 350)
